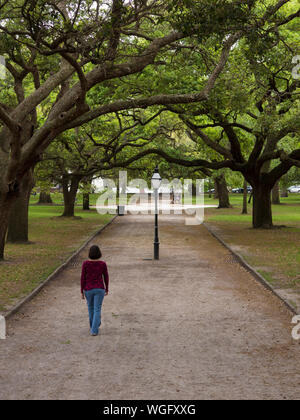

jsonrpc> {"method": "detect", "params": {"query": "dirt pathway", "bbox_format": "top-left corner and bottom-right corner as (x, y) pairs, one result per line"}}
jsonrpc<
(0, 215), (299, 400)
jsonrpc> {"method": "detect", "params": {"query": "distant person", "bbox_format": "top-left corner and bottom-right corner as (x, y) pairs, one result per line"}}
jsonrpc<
(81, 245), (109, 336)
(170, 187), (174, 204)
(248, 192), (253, 204)
(174, 192), (181, 204)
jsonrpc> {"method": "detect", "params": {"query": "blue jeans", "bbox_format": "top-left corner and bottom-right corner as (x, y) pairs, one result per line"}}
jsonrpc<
(84, 288), (105, 335)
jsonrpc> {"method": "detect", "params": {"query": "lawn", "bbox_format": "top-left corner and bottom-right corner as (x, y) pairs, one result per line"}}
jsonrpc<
(29, 192), (137, 206)
(204, 193), (300, 309)
(0, 206), (113, 314)
(30, 192), (101, 206)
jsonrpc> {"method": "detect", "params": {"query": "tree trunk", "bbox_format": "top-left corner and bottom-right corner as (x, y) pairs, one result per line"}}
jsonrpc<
(213, 179), (219, 199)
(191, 182), (197, 196)
(83, 193), (90, 210)
(280, 187), (288, 198)
(242, 179), (248, 214)
(61, 175), (81, 217)
(62, 195), (76, 217)
(252, 184), (273, 228)
(215, 174), (231, 208)
(38, 191), (52, 204)
(7, 170), (34, 243)
(0, 194), (15, 260)
(272, 180), (280, 204)
(208, 178), (212, 198)
(0, 122), (37, 258)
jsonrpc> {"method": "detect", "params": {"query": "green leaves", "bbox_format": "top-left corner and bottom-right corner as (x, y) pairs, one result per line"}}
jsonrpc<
(167, 0), (254, 39)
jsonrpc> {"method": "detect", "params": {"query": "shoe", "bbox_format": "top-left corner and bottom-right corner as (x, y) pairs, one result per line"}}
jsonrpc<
(90, 332), (98, 336)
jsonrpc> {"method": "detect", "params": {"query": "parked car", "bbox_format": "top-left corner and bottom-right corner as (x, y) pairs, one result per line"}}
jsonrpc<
(232, 186), (252, 194)
(288, 185), (300, 193)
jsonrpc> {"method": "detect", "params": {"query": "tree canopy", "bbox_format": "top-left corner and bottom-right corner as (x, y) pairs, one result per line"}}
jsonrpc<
(0, 0), (299, 258)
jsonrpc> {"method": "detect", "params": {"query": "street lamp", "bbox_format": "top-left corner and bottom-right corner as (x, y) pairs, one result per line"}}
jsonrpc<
(151, 166), (162, 260)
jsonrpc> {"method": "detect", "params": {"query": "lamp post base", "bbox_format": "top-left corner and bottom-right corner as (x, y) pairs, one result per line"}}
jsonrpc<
(153, 185), (160, 260)
(154, 242), (159, 260)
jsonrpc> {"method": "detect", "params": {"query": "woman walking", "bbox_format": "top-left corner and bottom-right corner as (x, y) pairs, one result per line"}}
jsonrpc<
(81, 245), (109, 336)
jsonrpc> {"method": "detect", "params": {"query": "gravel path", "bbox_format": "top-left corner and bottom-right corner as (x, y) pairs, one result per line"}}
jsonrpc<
(0, 214), (299, 400)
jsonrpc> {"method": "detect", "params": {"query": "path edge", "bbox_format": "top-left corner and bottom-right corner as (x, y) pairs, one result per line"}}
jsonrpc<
(203, 222), (298, 316)
(4, 215), (118, 320)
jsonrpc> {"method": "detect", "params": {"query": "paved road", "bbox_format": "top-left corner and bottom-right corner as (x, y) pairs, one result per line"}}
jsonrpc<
(1, 215), (299, 400)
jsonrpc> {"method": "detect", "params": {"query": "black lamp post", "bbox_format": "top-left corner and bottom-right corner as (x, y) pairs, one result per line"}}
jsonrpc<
(151, 166), (162, 260)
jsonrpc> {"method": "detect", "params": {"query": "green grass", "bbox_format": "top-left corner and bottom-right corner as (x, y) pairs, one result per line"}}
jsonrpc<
(0, 206), (113, 313)
(257, 270), (278, 285)
(204, 193), (300, 292)
(30, 192), (101, 206)
(204, 193), (300, 223)
(29, 192), (138, 206)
